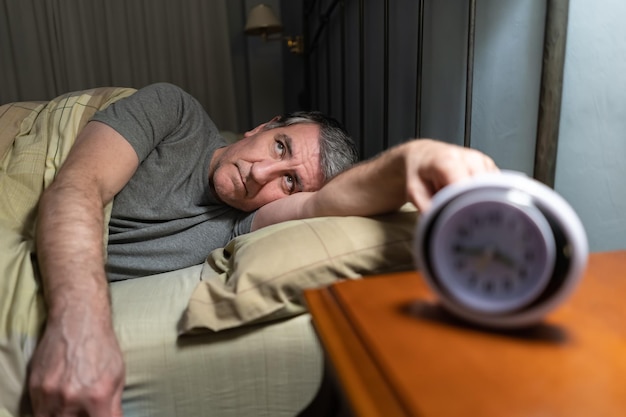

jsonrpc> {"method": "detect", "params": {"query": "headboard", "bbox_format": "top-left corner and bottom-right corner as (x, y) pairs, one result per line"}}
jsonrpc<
(302, 0), (569, 188)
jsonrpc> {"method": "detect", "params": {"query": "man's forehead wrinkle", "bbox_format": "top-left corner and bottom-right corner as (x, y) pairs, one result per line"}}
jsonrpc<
(275, 131), (307, 191)
(273, 124), (323, 192)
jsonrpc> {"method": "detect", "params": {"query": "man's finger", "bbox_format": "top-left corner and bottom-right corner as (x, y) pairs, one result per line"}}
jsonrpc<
(111, 386), (125, 417)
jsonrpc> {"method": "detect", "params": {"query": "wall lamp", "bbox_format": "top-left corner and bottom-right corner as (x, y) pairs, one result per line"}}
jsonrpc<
(244, 4), (304, 55)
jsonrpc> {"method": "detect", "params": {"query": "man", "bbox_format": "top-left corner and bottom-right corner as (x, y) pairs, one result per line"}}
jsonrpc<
(29, 83), (497, 416)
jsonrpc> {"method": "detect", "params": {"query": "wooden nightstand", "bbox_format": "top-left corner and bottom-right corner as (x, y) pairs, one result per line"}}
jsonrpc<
(304, 251), (626, 417)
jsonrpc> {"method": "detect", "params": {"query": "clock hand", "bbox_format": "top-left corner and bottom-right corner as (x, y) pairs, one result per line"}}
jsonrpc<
(457, 245), (516, 270)
(455, 245), (485, 257)
(455, 245), (493, 272)
(493, 250), (516, 269)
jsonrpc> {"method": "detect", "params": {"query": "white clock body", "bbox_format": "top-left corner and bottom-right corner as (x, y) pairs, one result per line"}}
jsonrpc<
(414, 171), (588, 329)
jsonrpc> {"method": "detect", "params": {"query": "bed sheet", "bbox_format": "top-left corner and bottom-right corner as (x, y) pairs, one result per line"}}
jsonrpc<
(111, 265), (324, 417)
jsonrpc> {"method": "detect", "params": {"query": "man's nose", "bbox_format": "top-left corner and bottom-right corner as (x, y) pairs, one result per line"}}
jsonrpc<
(249, 160), (283, 185)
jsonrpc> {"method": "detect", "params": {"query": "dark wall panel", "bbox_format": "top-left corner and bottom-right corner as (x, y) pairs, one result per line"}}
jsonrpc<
(303, 0), (429, 160)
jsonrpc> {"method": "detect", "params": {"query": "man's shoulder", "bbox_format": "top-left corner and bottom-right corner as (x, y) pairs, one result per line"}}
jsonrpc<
(137, 82), (193, 103)
(143, 82), (184, 93)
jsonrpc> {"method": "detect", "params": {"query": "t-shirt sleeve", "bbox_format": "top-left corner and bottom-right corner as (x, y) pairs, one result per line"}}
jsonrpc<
(232, 211), (256, 238)
(91, 82), (203, 162)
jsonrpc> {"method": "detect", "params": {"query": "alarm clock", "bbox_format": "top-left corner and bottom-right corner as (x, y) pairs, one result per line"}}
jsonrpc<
(414, 171), (588, 329)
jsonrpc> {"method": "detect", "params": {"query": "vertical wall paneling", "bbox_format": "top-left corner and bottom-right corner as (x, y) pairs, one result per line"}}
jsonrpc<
(281, 0), (306, 114)
(305, 0), (342, 114)
(325, 1), (332, 113)
(464, 0), (476, 148)
(299, 0), (561, 170)
(227, 0), (253, 131)
(340, 0), (361, 155)
(534, 0), (569, 187)
(415, 0), (425, 138)
(302, 2), (312, 110)
(419, 0), (468, 147)
(364, 0), (385, 158)
(317, 0), (322, 110)
(245, 0), (285, 126)
(358, 0), (365, 157)
(340, 1), (347, 123)
(388, 0), (420, 148)
(383, 0), (390, 150)
(328, 0), (343, 119)
(303, 0), (431, 159)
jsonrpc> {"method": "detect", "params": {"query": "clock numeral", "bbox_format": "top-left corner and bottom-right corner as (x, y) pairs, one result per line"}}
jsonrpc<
(518, 267), (528, 280)
(455, 259), (466, 270)
(488, 211), (502, 225)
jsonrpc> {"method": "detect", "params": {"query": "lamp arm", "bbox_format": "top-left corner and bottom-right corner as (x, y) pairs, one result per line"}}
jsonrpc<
(261, 34), (304, 55)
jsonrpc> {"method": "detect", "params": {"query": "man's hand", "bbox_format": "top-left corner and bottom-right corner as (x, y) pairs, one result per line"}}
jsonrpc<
(29, 307), (124, 417)
(403, 139), (498, 211)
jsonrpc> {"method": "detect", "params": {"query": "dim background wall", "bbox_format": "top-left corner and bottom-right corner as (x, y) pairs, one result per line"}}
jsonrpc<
(288, 0), (626, 253)
(2, 0), (624, 252)
(554, 0), (626, 252)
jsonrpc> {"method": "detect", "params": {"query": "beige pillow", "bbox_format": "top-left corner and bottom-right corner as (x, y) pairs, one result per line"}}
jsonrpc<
(180, 207), (418, 333)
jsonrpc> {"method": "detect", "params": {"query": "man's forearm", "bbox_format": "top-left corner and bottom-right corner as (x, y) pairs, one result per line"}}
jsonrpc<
(29, 121), (135, 416)
(306, 142), (409, 218)
(26, 120), (137, 416)
(30, 178), (126, 416)
(253, 141), (410, 229)
(36, 179), (111, 321)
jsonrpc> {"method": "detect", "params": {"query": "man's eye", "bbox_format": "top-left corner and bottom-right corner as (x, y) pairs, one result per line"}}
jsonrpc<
(275, 141), (286, 156)
(285, 175), (295, 192)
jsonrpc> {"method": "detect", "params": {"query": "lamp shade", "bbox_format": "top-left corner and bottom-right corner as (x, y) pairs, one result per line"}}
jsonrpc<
(245, 4), (283, 36)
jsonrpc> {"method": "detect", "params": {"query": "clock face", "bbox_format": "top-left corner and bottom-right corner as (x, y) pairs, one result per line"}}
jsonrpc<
(429, 189), (557, 314)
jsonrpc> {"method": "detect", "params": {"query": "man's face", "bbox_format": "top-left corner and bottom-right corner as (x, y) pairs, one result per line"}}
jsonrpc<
(210, 122), (324, 212)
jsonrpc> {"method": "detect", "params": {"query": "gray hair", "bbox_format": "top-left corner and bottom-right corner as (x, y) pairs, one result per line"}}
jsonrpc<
(263, 111), (358, 183)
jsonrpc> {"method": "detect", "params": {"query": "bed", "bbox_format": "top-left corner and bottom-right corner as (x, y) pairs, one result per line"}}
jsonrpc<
(0, 87), (417, 417)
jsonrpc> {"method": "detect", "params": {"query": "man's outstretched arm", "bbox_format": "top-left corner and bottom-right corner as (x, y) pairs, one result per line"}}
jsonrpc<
(31, 121), (138, 417)
(252, 139), (498, 230)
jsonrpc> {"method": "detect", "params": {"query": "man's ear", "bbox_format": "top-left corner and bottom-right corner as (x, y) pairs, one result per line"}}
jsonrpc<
(243, 116), (281, 138)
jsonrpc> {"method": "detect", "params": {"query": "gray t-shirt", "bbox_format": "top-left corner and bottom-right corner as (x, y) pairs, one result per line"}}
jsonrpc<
(91, 83), (255, 281)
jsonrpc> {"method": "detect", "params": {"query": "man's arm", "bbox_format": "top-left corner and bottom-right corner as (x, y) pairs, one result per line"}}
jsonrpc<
(30, 121), (139, 417)
(252, 139), (497, 230)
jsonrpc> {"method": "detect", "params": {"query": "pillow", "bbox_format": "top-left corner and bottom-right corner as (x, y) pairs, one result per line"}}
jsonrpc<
(180, 206), (418, 333)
